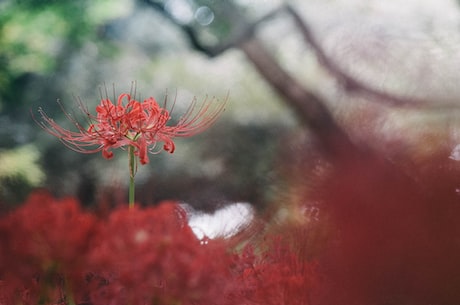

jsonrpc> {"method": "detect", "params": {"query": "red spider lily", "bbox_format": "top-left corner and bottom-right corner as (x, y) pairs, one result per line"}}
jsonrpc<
(0, 190), (98, 304)
(86, 202), (235, 305)
(35, 91), (226, 165)
(0, 192), (238, 305)
(229, 237), (319, 305)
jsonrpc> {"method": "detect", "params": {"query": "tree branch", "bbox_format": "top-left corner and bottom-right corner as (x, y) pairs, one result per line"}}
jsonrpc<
(284, 4), (423, 107)
(238, 38), (358, 158)
(141, 0), (283, 57)
(140, 0), (365, 158)
(142, 0), (444, 109)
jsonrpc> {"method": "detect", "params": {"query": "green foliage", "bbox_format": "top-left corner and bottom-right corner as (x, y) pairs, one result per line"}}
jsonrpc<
(0, 144), (44, 204)
(0, 0), (118, 111)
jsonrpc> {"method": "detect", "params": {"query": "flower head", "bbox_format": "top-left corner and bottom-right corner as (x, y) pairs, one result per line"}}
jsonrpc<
(36, 89), (226, 165)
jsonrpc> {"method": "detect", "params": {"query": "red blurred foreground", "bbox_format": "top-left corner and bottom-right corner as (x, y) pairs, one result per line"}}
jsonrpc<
(2, 152), (460, 305)
(0, 191), (317, 305)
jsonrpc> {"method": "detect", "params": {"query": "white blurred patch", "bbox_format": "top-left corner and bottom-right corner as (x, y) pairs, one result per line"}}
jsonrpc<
(449, 144), (460, 161)
(165, 0), (194, 24)
(184, 202), (254, 239)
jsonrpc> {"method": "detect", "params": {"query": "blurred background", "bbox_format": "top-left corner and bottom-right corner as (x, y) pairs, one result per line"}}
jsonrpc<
(2, 0), (460, 211)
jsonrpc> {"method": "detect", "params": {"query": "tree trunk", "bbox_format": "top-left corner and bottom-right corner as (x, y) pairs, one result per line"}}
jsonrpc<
(238, 37), (359, 159)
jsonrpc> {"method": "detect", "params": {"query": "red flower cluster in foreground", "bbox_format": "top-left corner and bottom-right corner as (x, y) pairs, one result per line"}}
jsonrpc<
(86, 203), (233, 305)
(4, 154), (460, 305)
(0, 191), (317, 305)
(0, 191), (97, 304)
(230, 240), (319, 305)
(36, 92), (225, 164)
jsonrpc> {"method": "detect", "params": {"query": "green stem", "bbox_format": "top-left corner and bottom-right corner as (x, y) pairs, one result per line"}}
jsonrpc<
(128, 145), (136, 208)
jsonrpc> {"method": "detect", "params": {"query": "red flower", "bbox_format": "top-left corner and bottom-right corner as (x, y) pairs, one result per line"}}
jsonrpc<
(229, 237), (319, 305)
(36, 91), (226, 164)
(87, 202), (234, 305)
(0, 190), (98, 304)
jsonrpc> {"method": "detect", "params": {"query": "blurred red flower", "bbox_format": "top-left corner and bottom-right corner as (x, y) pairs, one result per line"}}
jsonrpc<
(0, 190), (323, 305)
(0, 193), (239, 305)
(312, 155), (460, 305)
(86, 202), (235, 305)
(36, 91), (226, 164)
(0, 190), (98, 304)
(229, 237), (318, 305)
